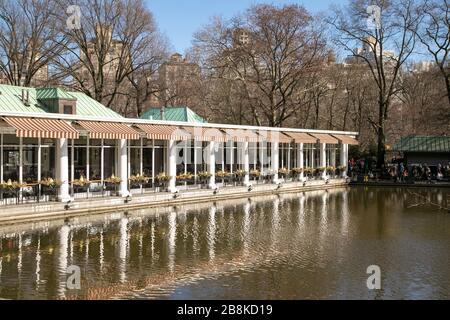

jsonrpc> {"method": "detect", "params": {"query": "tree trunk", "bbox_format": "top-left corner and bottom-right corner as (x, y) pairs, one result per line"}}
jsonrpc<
(376, 101), (386, 169)
(444, 75), (450, 107)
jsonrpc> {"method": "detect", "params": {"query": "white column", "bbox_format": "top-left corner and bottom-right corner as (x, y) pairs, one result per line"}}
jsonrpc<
(167, 139), (177, 193)
(298, 143), (304, 181)
(37, 138), (42, 182)
(184, 140), (188, 174)
(208, 141), (216, 189)
(253, 142), (257, 170)
(127, 142), (131, 177)
(271, 142), (279, 183)
(259, 142), (264, 175)
(100, 139), (104, 182)
(340, 143), (348, 178)
(244, 141), (250, 186)
(230, 141), (234, 174)
(320, 142), (327, 179)
(70, 140), (74, 190)
(119, 139), (129, 197)
(310, 147), (314, 170)
(0, 134), (3, 182)
(58, 138), (70, 202)
(19, 137), (23, 183)
(193, 140), (198, 184)
(139, 138), (143, 176)
(221, 143), (225, 172)
(331, 147), (336, 167)
(151, 139), (155, 184)
(86, 137), (90, 181)
(287, 144), (291, 171)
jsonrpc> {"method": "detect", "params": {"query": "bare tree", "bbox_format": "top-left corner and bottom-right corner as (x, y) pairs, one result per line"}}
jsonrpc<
(328, 0), (418, 168)
(53, 0), (168, 113)
(193, 4), (327, 127)
(415, 0), (450, 107)
(397, 65), (447, 135)
(0, 0), (63, 86)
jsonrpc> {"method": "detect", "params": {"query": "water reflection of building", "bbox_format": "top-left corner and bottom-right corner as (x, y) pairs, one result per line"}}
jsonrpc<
(168, 211), (177, 273)
(208, 205), (217, 261)
(0, 187), (364, 299)
(58, 224), (70, 298)
(119, 217), (128, 283)
(242, 200), (251, 255)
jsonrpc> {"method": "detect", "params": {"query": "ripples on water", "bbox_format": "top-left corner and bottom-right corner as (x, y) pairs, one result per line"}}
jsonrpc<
(0, 187), (449, 300)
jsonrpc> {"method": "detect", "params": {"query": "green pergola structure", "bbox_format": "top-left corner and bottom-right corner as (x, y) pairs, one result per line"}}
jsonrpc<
(393, 136), (450, 153)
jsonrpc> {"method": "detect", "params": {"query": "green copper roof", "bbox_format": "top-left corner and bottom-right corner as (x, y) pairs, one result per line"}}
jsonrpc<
(140, 107), (206, 123)
(0, 84), (123, 119)
(393, 136), (450, 153)
(68, 92), (123, 119)
(0, 85), (48, 113)
(36, 87), (76, 100)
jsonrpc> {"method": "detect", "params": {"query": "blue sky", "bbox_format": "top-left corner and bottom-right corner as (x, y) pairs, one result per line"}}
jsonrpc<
(146, 0), (337, 54)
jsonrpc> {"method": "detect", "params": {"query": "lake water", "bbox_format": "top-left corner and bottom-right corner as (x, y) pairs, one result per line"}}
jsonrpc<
(0, 186), (449, 300)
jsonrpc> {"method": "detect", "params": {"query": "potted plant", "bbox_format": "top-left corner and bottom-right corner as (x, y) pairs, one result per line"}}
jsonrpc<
(155, 172), (170, 191)
(1, 179), (25, 201)
(263, 169), (275, 182)
(337, 166), (347, 176)
(292, 167), (304, 180)
(303, 167), (313, 178)
(326, 166), (336, 177)
(129, 174), (149, 188)
(40, 178), (62, 201)
(176, 172), (193, 185)
(316, 167), (326, 179)
(278, 167), (290, 179)
(250, 169), (261, 182)
(72, 176), (91, 194)
(104, 175), (121, 195)
(234, 169), (247, 185)
(198, 171), (212, 187)
(216, 170), (230, 185)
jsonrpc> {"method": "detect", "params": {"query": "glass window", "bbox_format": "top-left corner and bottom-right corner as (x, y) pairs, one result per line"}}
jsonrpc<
(89, 147), (101, 180)
(103, 147), (116, 178)
(89, 139), (102, 146)
(72, 146), (87, 179)
(143, 148), (153, 176)
(74, 137), (87, 146)
(130, 147), (141, 176)
(3, 135), (19, 145)
(153, 148), (164, 175)
(23, 147), (38, 182)
(41, 146), (56, 179)
(3, 146), (19, 182)
(22, 138), (38, 146)
(63, 105), (73, 114)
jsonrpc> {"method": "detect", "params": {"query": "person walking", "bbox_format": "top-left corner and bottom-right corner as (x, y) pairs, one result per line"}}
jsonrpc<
(437, 163), (444, 180)
(398, 162), (405, 182)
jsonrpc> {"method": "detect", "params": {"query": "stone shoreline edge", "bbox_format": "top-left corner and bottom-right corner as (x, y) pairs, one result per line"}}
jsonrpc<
(0, 181), (349, 226)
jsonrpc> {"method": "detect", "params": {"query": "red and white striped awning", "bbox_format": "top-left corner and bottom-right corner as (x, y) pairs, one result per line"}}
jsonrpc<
(224, 129), (259, 142)
(309, 133), (339, 144)
(259, 131), (293, 143)
(284, 132), (317, 144)
(183, 127), (226, 142)
(3, 117), (79, 139)
(78, 121), (140, 140)
(333, 134), (359, 145)
(136, 124), (191, 141)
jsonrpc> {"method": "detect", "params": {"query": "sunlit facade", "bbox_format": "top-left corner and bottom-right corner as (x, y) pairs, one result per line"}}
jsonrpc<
(0, 84), (358, 205)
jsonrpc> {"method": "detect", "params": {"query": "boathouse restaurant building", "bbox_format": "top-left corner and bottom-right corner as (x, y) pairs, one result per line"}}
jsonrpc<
(0, 85), (358, 205)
